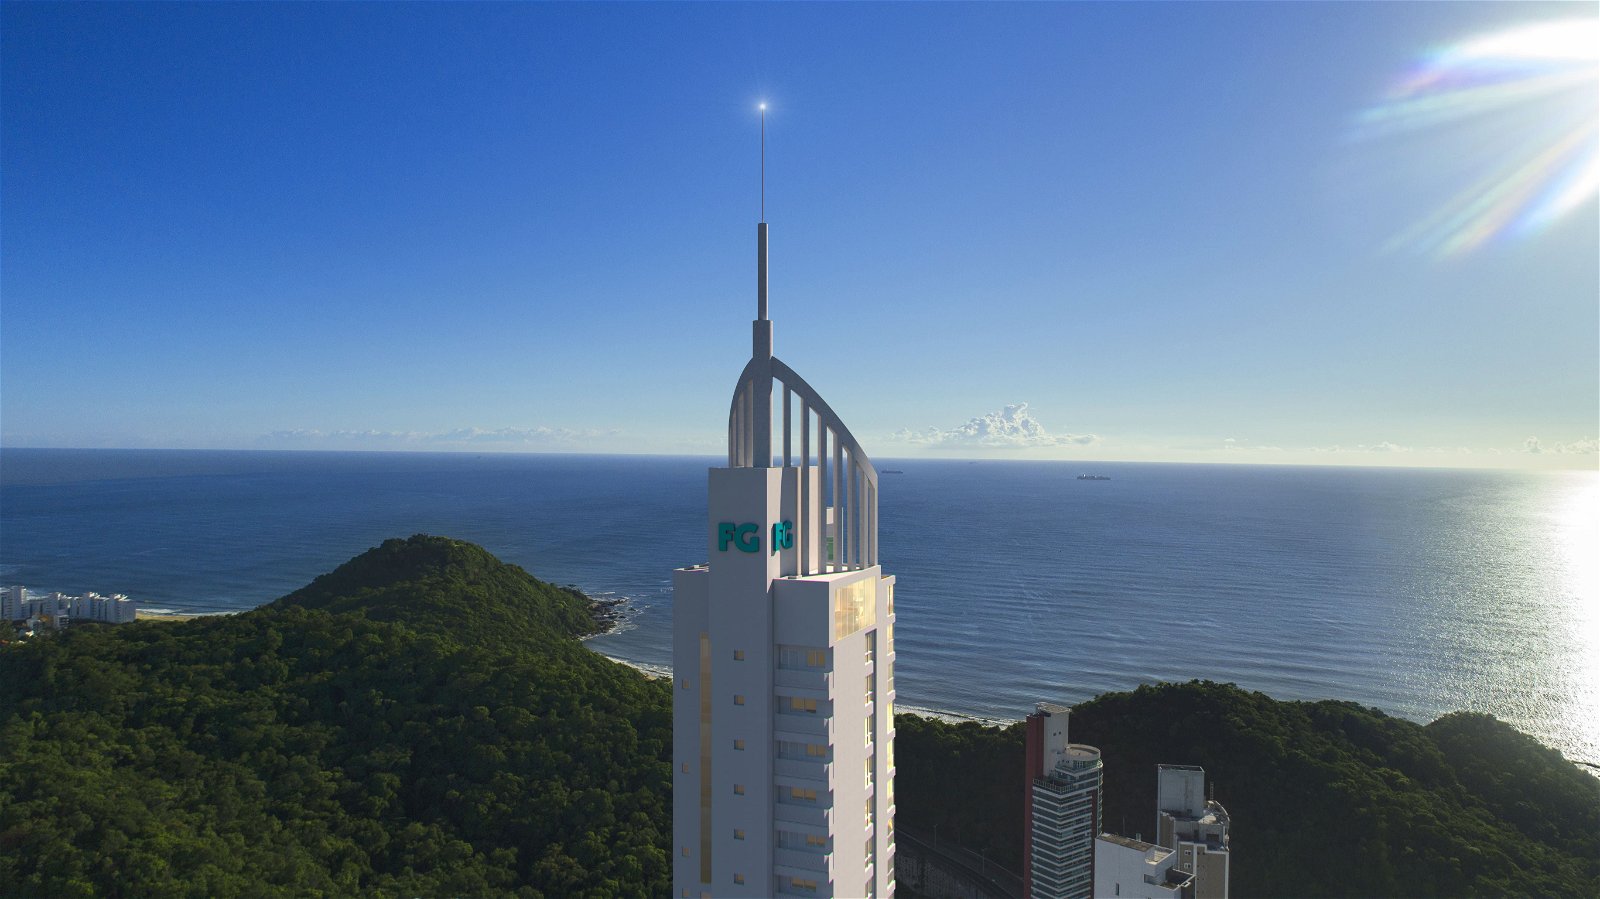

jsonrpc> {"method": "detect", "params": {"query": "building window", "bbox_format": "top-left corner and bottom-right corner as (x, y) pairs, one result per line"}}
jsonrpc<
(808, 742), (827, 758)
(789, 787), (818, 802)
(788, 696), (817, 713)
(681, 847), (690, 857)
(790, 877), (818, 894)
(733, 829), (745, 840)
(734, 784), (745, 795)
(734, 649), (745, 660)
(734, 694), (745, 706)
(680, 677), (690, 690)
(734, 739), (745, 750)
(733, 873), (745, 885)
(833, 577), (875, 639)
(682, 762), (689, 773)
(808, 649), (826, 667)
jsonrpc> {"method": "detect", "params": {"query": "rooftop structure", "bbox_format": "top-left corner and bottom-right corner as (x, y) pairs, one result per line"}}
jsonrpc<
(1094, 834), (1194, 899)
(1155, 765), (1230, 898)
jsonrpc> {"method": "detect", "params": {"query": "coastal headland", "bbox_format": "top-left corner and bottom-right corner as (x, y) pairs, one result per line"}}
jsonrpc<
(1, 536), (1594, 897)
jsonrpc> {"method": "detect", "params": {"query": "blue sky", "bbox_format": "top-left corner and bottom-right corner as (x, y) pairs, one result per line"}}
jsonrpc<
(3, 2), (1595, 468)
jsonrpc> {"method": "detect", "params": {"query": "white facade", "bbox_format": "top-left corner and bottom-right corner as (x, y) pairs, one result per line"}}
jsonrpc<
(673, 221), (895, 899)
(3, 586), (137, 626)
(1026, 703), (1103, 899)
(1093, 834), (1191, 898)
(1155, 766), (1230, 899)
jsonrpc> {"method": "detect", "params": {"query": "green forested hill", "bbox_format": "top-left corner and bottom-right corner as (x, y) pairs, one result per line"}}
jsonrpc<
(0, 535), (671, 898)
(4, 538), (1595, 897)
(896, 681), (1600, 897)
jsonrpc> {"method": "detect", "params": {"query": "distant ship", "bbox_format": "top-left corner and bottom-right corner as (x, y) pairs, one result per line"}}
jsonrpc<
(1077, 474), (1111, 481)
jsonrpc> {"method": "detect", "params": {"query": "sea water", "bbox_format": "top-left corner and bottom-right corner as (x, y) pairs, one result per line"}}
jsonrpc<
(2, 449), (1595, 767)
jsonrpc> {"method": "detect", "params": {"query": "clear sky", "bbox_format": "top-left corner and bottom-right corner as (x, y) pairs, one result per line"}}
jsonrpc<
(3, 2), (1595, 469)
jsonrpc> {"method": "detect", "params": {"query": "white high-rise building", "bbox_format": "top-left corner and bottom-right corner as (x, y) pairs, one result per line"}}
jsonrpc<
(1156, 765), (1230, 898)
(1024, 703), (1102, 899)
(672, 211), (896, 898)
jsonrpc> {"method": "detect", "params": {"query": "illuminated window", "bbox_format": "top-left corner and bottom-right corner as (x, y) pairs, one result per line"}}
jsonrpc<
(885, 581), (894, 616)
(681, 762), (689, 773)
(733, 829), (745, 840)
(833, 578), (875, 639)
(808, 649), (826, 668)
(808, 834), (827, 848)
(734, 649), (745, 661)
(788, 696), (818, 714)
(734, 784), (745, 795)
(807, 742), (827, 758)
(681, 847), (690, 857)
(734, 873), (745, 885)
(734, 694), (745, 706)
(789, 787), (818, 802)
(734, 739), (745, 750)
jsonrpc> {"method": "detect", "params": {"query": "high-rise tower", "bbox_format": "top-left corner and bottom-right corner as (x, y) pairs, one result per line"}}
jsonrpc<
(672, 152), (896, 898)
(1024, 703), (1103, 899)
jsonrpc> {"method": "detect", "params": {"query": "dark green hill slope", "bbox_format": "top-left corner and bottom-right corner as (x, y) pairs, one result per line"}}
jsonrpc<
(897, 681), (1600, 897)
(0, 536), (671, 898)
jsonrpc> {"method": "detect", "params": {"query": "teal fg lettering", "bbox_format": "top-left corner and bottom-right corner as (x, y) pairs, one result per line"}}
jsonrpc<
(717, 522), (761, 553)
(771, 520), (794, 555)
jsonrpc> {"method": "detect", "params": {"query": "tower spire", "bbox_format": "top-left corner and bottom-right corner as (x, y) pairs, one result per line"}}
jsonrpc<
(757, 102), (768, 323)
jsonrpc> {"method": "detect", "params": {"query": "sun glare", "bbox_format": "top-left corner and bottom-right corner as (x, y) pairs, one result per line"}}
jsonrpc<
(1356, 18), (1598, 258)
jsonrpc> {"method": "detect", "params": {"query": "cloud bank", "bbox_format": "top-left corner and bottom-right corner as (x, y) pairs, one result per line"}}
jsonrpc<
(259, 426), (619, 450)
(895, 403), (1098, 449)
(1522, 436), (1597, 455)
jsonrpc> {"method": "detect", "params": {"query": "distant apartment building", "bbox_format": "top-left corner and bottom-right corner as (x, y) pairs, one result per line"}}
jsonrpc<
(3, 586), (137, 629)
(0, 586), (27, 621)
(1023, 703), (1102, 899)
(1155, 765), (1230, 898)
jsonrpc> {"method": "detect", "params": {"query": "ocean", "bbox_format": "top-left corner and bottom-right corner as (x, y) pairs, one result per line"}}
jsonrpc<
(2, 448), (1595, 768)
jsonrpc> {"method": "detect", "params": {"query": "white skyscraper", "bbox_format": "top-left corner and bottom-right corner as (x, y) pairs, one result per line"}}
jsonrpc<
(1024, 703), (1102, 899)
(672, 205), (896, 896)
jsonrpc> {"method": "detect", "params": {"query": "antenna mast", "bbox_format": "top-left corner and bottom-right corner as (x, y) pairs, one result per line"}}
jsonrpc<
(757, 103), (769, 323)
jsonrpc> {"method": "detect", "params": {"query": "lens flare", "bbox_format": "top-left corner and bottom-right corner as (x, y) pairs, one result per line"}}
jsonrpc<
(1356, 19), (1598, 258)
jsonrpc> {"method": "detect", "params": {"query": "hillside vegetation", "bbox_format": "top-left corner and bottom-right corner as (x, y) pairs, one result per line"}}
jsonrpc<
(0, 536), (671, 898)
(896, 681), (1600, 897)
(4, 536), (1594, 897)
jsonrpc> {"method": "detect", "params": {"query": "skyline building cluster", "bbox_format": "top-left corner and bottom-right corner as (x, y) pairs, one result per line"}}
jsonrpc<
(2, 585), (137, 631)
(1024, 703), (1231, 899)
(672, 207), (896, 898)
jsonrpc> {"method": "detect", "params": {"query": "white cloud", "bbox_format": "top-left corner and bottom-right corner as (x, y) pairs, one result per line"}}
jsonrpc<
(259, 425), (619, 450)
(1306, 441), (1412, 454)
(894, 403), (1098, 449)
(1523, 435), (1598, 455)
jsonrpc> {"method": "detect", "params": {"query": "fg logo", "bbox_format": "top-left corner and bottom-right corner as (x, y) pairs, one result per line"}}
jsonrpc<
(718, 522), (760, 553)
(716, 520), (796, 554)
(771, 520), (794, 555)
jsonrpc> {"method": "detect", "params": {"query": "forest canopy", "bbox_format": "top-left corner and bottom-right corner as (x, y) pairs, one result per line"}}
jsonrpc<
(1, 536), (671, 898)
(4, 536), (1594, 897)
(895, 681), (1600, 897)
